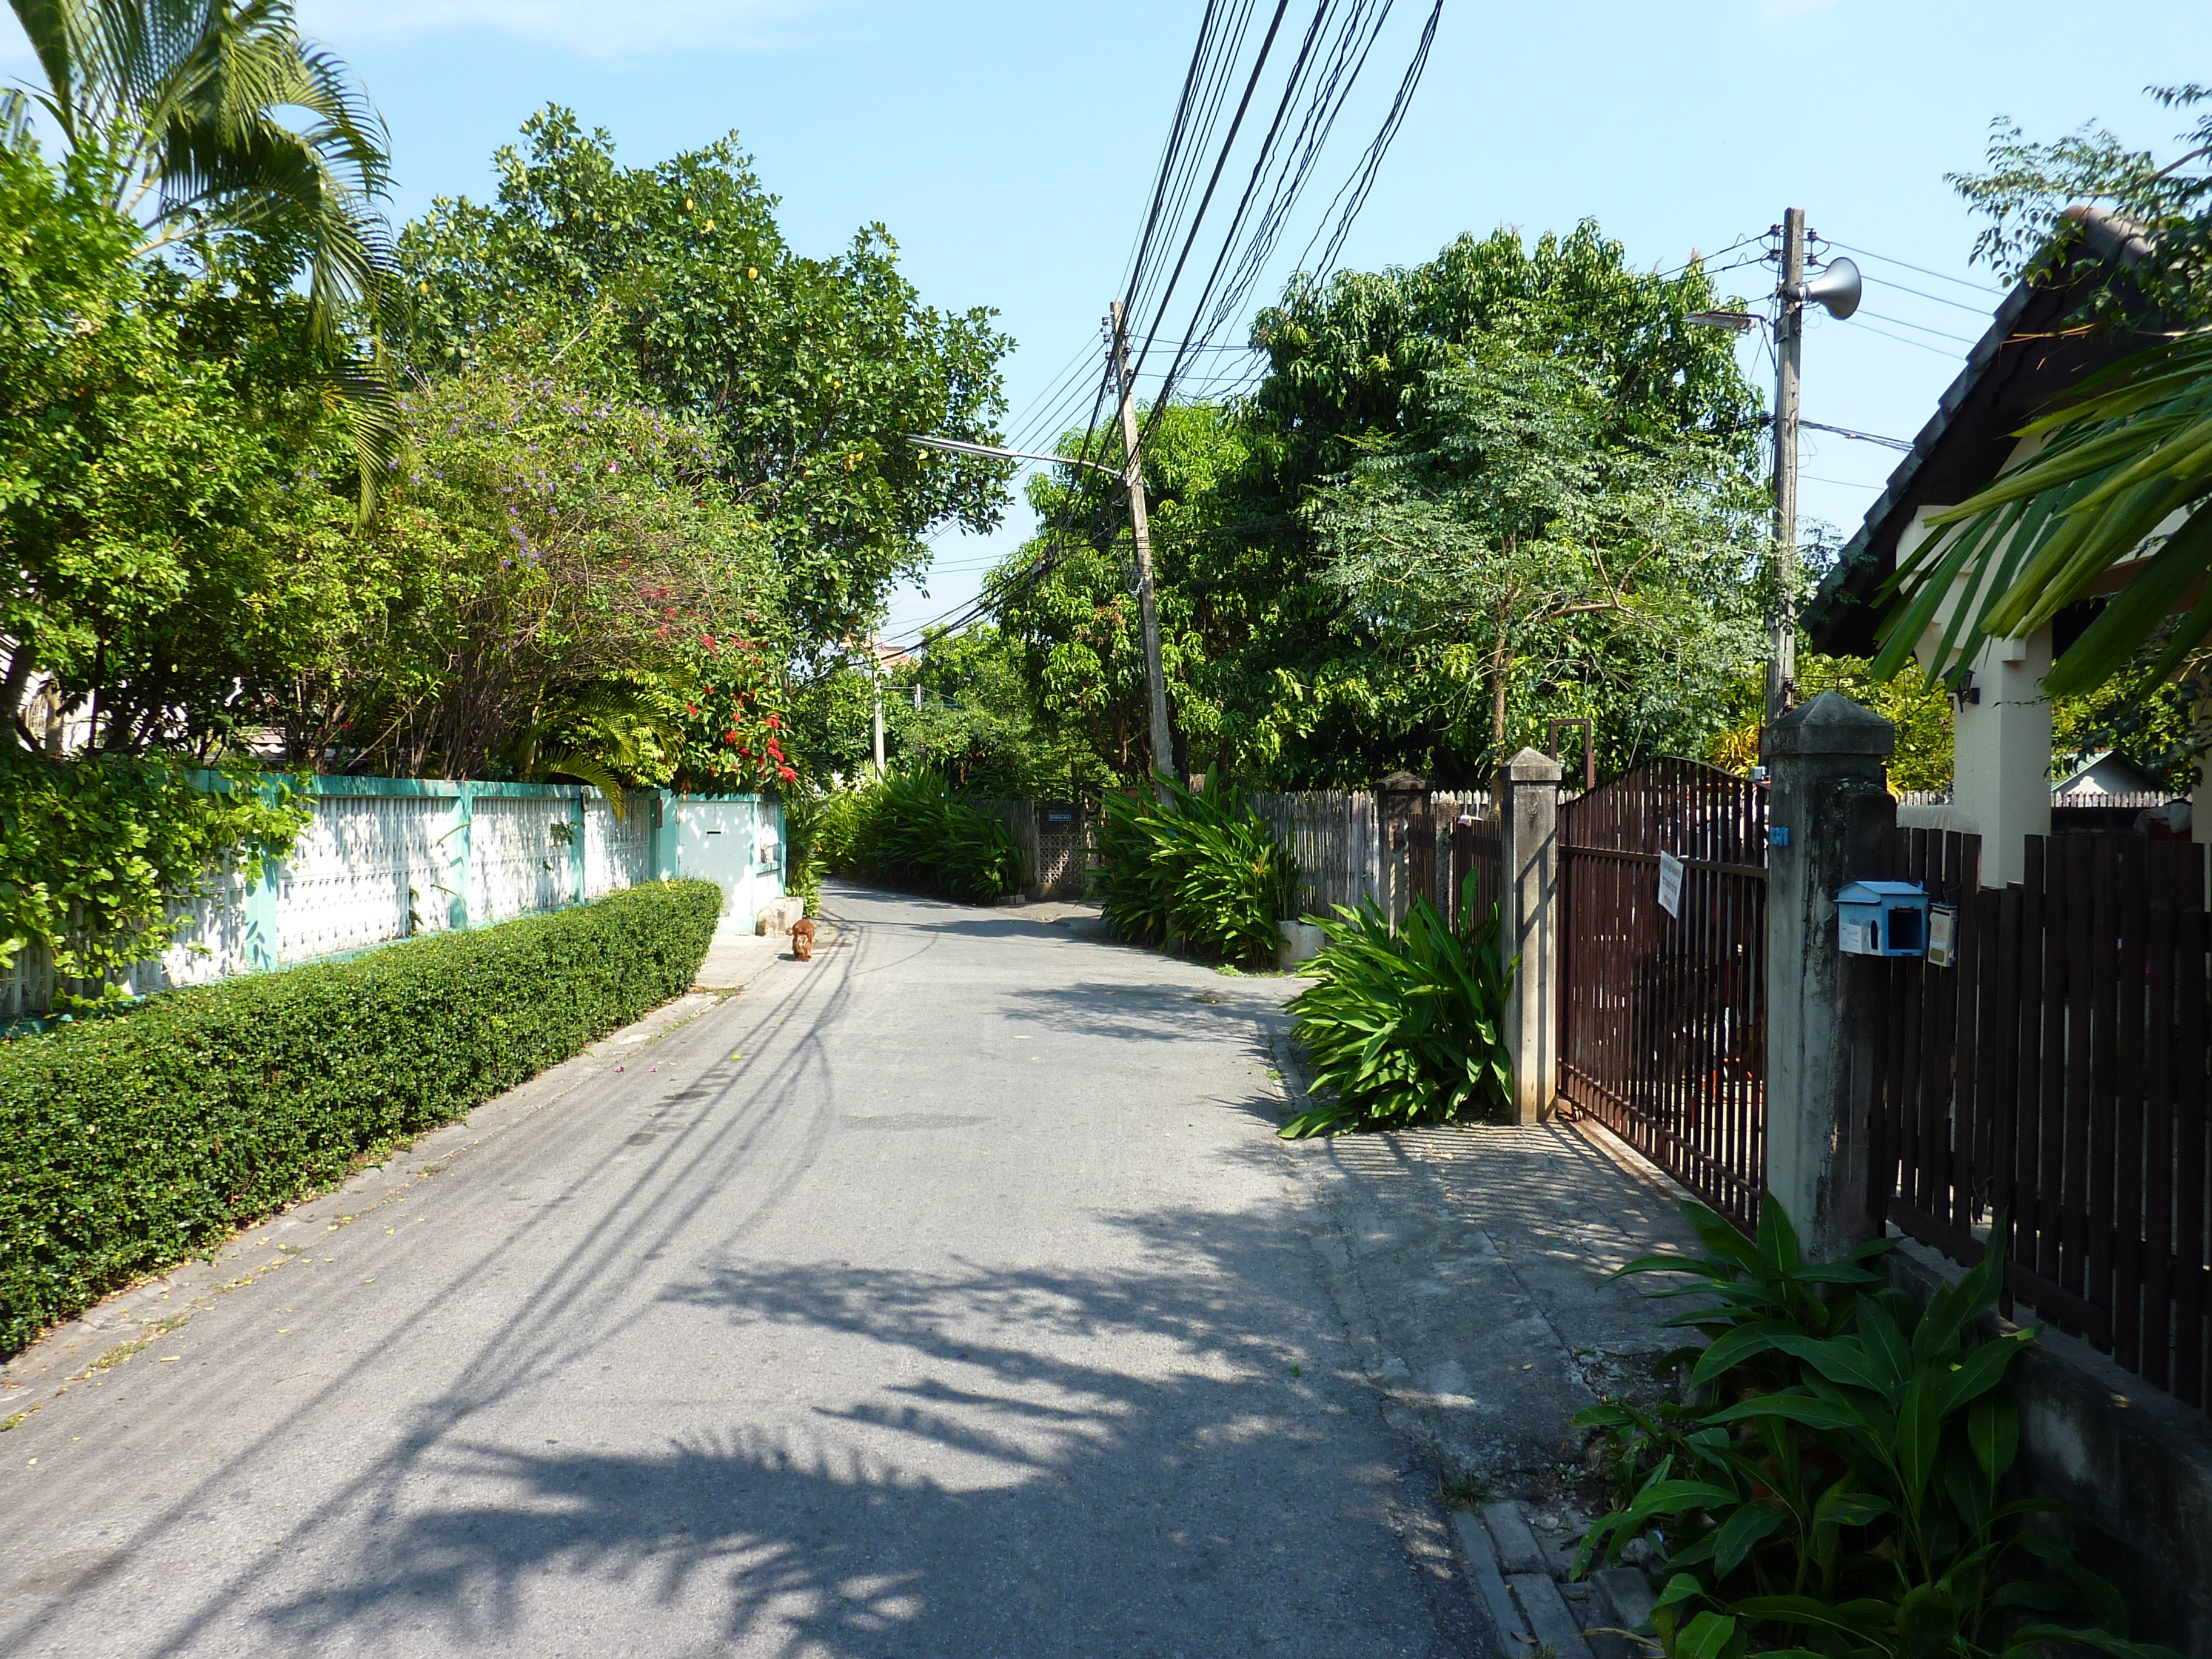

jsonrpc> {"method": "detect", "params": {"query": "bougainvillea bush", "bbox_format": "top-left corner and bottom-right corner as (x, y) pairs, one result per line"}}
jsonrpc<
(276, 348), (785, 793)
(668, 629), (797, 794)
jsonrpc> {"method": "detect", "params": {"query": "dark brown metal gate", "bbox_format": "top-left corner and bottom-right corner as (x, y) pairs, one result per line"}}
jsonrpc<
(1558, 758), (1769, 1230)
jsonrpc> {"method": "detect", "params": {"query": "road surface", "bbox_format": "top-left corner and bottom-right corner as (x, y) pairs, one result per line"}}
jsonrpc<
(0, 885), (1475, 1657)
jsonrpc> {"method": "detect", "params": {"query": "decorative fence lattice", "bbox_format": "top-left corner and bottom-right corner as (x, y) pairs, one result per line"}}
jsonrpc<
(1, 779), (762, 1022)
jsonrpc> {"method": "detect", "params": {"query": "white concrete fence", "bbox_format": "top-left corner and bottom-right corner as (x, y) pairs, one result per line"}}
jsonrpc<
(1, 778), (785, 1022)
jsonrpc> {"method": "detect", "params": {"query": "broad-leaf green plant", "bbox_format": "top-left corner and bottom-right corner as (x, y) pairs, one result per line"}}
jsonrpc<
(846, 769), (1018, 905)
(1279, 888), (1513, 1139)
(1575, 1200), (2177, 1659)
(0, 750), (307, 1010)
(1094, 773), (1296, 964)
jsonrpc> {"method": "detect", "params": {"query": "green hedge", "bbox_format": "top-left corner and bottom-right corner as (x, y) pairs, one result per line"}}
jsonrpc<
(837, 770), (1020, 903)
(0, 878), (722, 1357)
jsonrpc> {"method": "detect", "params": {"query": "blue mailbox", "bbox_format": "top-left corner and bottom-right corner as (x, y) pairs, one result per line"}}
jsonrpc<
(1836, 880), (1931, 957)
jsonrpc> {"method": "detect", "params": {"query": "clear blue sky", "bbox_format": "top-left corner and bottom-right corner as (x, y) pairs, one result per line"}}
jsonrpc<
(11, 1), (2208, 646)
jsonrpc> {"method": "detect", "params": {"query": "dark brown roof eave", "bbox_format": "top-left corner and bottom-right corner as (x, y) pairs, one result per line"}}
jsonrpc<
(1801, 210), (2157, 659)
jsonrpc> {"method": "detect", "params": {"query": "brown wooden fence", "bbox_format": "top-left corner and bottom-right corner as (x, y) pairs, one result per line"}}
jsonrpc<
(1557, 759), (1770, 1231)
(1872, 828), (2212, 1415)
(1449, 811), (1501, 932)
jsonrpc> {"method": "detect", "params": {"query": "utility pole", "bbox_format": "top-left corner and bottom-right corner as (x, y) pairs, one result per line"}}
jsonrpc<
(1108, 298), (1177, 800)
(1768, 207), (1806, 728)
(871, 649), (886, 774)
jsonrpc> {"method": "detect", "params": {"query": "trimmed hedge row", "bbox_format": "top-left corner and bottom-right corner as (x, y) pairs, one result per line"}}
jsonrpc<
(0, 878), (722, 1357)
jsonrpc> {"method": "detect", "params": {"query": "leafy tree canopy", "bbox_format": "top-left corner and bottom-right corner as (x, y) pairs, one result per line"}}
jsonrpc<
(0, 130), (361, 756)
(996, 223), (1768, 788)
(1949, 83), (2210, 323)
(283, 338), (782, 791)
(1309, 338), (1764, 763)
(394, 107), (1014, 653)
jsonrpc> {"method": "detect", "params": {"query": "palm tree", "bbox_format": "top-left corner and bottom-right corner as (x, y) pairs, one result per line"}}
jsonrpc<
(1872, 327), (2212, 697)
(6, 0), (397, 498)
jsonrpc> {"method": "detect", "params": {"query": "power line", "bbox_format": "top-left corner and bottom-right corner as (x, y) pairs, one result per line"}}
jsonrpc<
(1800, 418), (1914, 452)
(1825, 240), (2002, 296)
(1657, 232), (1763, 283)
(1852, 307), (1981, 346)
(1134, 0), (1443, 458)
(1835, 315), (1963, 358)
(1856, 274), (1999, 317)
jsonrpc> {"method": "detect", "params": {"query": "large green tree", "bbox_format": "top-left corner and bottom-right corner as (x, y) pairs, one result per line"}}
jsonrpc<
(997, 222), (1768, 787)
(0, 129), (360, 754)
(1308, 340), (1763, 761)
(394, 107), (1013, 653)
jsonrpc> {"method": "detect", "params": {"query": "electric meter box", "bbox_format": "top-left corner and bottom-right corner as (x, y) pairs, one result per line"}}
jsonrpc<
(1836, 880), (1931, 958)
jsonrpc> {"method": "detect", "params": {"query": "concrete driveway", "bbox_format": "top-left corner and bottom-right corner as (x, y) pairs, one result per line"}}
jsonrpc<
(0, 884), (1476, 1657)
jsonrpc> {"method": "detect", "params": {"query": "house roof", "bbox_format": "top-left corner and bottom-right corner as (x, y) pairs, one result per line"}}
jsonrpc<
(1803, 208), (2157, 658)
(2053, 748), (2161, 795)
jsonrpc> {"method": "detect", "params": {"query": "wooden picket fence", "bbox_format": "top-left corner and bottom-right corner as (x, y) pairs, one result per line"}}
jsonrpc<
(1251, 789), (1491, 923)
(1872, 827), (2212, 1416)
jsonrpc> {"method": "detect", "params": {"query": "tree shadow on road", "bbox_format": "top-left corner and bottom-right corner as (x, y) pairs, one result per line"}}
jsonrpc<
(250, 1212), (1473, 1658)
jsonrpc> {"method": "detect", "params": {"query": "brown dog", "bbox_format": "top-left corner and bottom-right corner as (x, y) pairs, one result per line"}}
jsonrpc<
(790, 917), (817, 961)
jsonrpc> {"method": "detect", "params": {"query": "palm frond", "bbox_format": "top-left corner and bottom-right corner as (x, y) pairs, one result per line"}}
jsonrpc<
(1874, 329), (2212, 696)
(11, 0), (398, 498)
(534, 752), (626, 816)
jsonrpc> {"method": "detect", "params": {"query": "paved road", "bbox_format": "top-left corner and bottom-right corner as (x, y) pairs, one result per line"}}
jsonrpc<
(1, 886), (1475, 1657)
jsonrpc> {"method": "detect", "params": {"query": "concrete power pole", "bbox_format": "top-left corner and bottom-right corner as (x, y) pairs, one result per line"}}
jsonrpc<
(1108, 299), (1177, 800)
(871, 652), (886, 774)
(1768, 207), (1807, 728)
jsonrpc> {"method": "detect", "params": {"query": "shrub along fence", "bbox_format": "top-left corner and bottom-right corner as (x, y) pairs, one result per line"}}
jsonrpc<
(1, 779), (783, 1022)
(0, 879), (723, 1356)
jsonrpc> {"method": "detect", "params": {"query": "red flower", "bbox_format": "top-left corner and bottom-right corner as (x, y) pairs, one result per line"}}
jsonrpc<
(764, 714), (781, 729)
(686, 703), (700, 716)
(777, 765), (797, 783)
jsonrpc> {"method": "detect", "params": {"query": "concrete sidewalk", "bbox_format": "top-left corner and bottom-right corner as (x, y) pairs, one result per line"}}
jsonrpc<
(1264, 1034), (1705, 1626)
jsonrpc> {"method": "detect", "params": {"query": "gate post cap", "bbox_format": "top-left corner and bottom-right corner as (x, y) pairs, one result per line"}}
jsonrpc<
(1761, 691), (1894, 760)
(1500, 747), (1564, 783)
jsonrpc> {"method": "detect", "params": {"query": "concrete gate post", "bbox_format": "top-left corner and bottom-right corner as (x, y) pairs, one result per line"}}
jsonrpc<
(1495, 747), (1563, 1126)
(1762, 692), (1897, 1260)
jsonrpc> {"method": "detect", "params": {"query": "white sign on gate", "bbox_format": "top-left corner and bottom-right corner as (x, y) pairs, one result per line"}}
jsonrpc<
(1656, 850), (1684, 919)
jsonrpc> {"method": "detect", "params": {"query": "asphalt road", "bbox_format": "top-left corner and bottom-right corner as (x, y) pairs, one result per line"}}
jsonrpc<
(0, 885), (1473, 1658)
